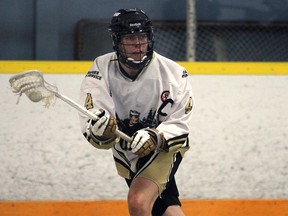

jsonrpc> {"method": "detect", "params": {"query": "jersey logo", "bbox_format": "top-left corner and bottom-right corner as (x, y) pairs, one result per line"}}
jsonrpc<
(86, 71), (102, 80)
(182, 70), (188, 78)
(160, 90), (170, 102)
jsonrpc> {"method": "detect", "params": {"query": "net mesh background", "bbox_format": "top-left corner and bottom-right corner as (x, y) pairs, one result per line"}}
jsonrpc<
(75, 20), (288, 61)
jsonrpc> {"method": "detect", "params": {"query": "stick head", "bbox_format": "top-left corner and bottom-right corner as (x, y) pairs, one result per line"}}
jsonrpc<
(9, 70), (57, 107)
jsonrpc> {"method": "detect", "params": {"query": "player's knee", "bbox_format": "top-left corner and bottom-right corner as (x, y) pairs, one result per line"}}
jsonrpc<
(128, 193), (152, 215)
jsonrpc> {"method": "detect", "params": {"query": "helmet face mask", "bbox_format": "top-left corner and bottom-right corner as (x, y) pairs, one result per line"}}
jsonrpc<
(119, 33), (149, 65)
(108, 8), (154, 70)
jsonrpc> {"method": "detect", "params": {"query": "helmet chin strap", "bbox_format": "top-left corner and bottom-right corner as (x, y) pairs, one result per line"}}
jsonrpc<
(127, 55), (147, 64)
(117, 46), (152, 71)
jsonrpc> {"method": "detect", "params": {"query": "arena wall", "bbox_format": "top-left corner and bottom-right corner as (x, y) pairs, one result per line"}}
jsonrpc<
(0, 61), (287, 215)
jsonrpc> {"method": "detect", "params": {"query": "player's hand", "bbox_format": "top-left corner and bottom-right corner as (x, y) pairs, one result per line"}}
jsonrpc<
(90, 109), (117, 139)
(130, 128), (165, 157)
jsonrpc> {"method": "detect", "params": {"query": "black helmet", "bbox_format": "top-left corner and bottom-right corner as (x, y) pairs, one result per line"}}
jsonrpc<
(108, 8), (154, 70)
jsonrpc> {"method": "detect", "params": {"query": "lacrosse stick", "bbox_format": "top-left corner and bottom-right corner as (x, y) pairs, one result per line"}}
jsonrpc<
(9, 70), (132, 143)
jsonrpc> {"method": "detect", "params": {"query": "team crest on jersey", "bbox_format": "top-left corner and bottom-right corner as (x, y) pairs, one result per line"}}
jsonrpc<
(86, 71), (102, 80)
(117, 109), (158, 150)
(182, 70), (188, 78)
(161, 90), (170, 102)
(117, 110), (157, 135)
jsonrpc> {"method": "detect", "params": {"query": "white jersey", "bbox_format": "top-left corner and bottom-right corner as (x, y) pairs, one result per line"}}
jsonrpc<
(79, 51), (194, 178)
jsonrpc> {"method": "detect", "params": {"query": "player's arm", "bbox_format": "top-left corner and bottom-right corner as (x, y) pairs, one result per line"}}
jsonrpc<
(79, 60), (119, 150)
(156, 73), (194, 152)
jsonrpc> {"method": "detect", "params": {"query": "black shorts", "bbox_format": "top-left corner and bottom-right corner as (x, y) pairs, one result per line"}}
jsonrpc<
(151, 176), (182, 215)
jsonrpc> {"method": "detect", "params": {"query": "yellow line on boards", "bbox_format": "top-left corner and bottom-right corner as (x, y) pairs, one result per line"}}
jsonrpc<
(178, 62), (288, 75)
(0, 61), (288, 75)
(0, 61), (91, 74)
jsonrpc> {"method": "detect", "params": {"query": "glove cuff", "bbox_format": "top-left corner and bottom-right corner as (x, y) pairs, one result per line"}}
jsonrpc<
(146, 128), (167, 152)
(89, 130), (120, 149)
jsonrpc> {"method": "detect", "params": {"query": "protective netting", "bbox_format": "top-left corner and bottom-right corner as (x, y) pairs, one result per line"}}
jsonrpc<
(153, 22), (186, 61)
(75, 20), (112, 60)
(76, 20), (288, 61)
(196, 22), (288, 61)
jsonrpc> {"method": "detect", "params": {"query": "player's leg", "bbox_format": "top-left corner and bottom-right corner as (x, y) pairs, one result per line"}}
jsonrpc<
(140, 148), (188, 215)
(127, 177), (159, 216)
(151, 176), (184, 216)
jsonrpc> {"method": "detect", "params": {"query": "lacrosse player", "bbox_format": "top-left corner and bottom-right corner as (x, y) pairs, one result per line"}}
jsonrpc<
(79, 8), (194, 216)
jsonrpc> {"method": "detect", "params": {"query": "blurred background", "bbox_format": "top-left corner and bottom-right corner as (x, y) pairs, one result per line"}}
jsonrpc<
(1, 0), (288, 61)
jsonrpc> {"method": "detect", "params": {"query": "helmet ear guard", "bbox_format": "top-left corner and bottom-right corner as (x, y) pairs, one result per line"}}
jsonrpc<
(108, 8), (154, 70)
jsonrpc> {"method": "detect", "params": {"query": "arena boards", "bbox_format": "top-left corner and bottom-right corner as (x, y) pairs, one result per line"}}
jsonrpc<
(1, 61), (288, 75)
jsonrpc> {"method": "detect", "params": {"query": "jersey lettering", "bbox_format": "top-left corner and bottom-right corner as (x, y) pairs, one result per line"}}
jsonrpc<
(185, 97), (193, 114)
(158, 98), (174, 117)
(86, 71), (102, 80)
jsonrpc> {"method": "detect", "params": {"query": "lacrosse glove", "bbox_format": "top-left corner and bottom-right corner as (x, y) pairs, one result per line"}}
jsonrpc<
(88, 109), (119, 148)
(130, 128), (166, 157)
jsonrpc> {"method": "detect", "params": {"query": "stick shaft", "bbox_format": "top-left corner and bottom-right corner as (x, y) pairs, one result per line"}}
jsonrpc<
(55, 92), (132, 143)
